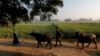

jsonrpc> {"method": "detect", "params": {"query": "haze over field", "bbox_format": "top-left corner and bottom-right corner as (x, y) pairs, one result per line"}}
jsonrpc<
(53, 0), (100, 21)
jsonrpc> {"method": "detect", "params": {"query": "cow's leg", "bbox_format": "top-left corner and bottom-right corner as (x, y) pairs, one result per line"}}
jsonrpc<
(45, 41), (49, 48)
(40, 42), (43, 47)
(48, 40), (52, 49)
(94, 42), (97, 49)
(93, 40), (97, 49)
(37, 41), (40, 48)
(45, 40), (50, 48)
(45, 40), (52, 49)
(49, 41), (52, 49)
(86, 42), (91, 47)
(37, 41), (39, 48)
(81, 43), (84, 49)
(77, 41), (79, 47)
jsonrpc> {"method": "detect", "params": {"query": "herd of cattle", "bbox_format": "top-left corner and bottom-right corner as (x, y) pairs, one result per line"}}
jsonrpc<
(29, 31), (98, 49)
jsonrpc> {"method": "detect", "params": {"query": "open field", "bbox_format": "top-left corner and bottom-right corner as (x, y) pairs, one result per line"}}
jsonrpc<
(0, 22), (100, 39)
(0, 38), (100, 56)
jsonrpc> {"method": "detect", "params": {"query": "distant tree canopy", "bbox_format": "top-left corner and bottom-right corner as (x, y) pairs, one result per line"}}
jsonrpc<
(64, 18), (72, 22)
(0, 0), (63, 27)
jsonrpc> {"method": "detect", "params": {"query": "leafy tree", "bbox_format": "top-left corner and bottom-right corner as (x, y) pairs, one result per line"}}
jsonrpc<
(0, 0), (28, 27)
(0, 0), (63, 26)
(30, 0), (64, 21)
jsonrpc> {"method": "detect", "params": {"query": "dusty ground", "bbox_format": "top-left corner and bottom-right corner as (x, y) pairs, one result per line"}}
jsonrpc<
(0, 38), (100, 56)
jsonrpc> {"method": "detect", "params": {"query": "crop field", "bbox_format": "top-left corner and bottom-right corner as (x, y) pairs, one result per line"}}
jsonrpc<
(54, 22), (100, 39)
(0, 22), (100, 38)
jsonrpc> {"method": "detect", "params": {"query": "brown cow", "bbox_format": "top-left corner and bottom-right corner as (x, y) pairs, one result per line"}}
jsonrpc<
(29, 31), (52, 49)
(75, 32), (97, 49)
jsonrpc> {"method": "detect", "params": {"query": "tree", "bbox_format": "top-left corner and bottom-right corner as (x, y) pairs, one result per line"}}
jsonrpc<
(0, 0), (63, 26)
(30, 0), (63, 21)
(0, 0), (28, 27)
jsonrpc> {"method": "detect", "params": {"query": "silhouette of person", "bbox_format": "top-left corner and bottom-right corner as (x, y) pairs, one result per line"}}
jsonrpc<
(55, 27), (62, 47)
(13, 29), (19, 45)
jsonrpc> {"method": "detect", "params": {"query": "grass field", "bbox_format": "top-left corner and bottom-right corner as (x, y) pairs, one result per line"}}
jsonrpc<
(0, 22), (100, 39)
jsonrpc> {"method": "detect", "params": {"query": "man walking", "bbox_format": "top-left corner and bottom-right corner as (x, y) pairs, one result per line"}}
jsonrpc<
(55, 27), (62, 47)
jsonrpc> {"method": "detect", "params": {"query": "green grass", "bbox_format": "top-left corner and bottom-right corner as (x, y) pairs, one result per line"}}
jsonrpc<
(54, 22), (100, 32)
(54, 22), (100, 38)
(0, 22), (100, 39)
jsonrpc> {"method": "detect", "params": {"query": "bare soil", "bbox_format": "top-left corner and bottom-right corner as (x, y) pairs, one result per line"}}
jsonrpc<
(0, 38), (100, 56)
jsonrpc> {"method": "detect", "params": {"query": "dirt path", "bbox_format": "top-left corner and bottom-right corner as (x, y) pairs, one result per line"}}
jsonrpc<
(0, 38), (100, 56)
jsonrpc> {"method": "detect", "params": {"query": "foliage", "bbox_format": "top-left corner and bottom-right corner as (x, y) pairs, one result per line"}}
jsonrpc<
(0, 0), (64, 26)
(30, 0), (64, 21)
(0, 0), (28, 26)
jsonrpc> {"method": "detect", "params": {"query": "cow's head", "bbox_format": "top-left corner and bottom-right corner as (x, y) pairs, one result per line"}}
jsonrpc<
(29, 30), (36, 36)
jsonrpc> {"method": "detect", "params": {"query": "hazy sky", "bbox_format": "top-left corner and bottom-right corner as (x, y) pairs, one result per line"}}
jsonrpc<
(53, 0), (100, 21)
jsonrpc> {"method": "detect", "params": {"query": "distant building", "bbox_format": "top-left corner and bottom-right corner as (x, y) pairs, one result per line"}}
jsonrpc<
(98, 18), (100, 21)
(51, 19), (60, 21)
(79, 18), (92, 21)
(64, 18), (72, 21)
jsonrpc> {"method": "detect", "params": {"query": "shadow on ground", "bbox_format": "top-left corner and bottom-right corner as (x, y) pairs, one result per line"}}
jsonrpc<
(0, 39), (37, 47)
(0, 50), (57, 56)
(86, 50), (100, 56)
(0, 50), (33, 56)
(0, 39), (76, 49)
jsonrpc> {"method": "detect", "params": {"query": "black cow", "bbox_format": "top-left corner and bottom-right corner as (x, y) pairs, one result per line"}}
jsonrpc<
(29, 31), (52, 49)
(75, 32), (97, 49)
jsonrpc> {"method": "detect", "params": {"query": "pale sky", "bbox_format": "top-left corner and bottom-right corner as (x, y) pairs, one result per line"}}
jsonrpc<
(53, 0), (100, 21)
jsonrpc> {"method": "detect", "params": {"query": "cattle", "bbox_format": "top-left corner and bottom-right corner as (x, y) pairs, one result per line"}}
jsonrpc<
(75, 32), (97, 49)
(29, 31), (52, 49)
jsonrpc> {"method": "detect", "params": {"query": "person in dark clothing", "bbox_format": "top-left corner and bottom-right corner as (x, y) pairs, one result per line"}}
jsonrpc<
(55, 27), (62, 47)
(13, 29), (19, 45)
